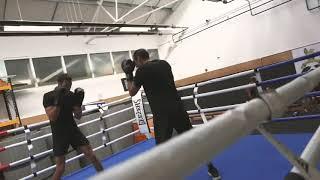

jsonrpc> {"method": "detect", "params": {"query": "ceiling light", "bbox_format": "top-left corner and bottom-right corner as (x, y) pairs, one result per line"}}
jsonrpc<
(4, 26), (62, 32)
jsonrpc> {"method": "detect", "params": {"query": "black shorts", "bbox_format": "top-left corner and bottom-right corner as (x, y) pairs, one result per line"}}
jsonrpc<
(52, 128), (89, 156)
(153, 107), (192, 145)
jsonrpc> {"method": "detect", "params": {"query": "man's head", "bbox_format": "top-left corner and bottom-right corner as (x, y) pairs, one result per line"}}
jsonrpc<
(57, 74), (72, 90)
(133, 49), (149, 68)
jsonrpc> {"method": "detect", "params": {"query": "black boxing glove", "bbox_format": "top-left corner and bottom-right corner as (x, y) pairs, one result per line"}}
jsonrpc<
(121, 59), (135, 81)
(74, 87), (85, 107)
(53, 86), (67, 106)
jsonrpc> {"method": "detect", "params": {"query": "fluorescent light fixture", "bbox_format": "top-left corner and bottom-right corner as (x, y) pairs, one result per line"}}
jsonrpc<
(120, 27), (150, 32)
(4, 26), (62, 31)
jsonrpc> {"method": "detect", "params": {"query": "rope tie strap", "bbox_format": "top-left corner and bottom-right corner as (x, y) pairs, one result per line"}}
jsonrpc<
(24, 127), (37, 176)
(98, 104), (108, 145)
(193, 83), (208, 123)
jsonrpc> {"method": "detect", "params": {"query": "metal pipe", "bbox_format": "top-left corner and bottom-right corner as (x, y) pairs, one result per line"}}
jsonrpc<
(100, 5), (116, 22)
(126, 0), (182, 24)
(0, 31), (163, 37)
(100, 0), (182, 32)
(16, 0), (23, 20)
(76, 0), (83, 20)
(45, 0), (172, 10)
(2, 0), (7, 20)
(0, 20), (185, 28)
(118, 0), (151, 20)
(86, 0), (101, 31)
(51, 2), (59, 22)
(71, 0), (78, 21)
(115, 0), (118, 20)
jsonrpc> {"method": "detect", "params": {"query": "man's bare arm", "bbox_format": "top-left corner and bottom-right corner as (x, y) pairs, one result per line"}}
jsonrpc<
(45, 106), (60, 121)
(73, 106), (82, 120)
(128, 81), (140, 96)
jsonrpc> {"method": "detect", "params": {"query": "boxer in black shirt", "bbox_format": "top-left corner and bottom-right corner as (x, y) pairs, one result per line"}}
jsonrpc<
(122, 49), (221, 179)
(43, 74), (103, 180)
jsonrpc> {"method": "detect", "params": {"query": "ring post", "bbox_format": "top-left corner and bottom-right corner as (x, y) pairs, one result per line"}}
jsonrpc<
(132, 90), (151, 139)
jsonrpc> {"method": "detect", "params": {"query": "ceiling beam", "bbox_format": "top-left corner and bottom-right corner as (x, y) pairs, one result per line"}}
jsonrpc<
(144, 0), (161, 24)
(51, 2), (59, 21)
(43, 0), (173, 12)
(0, 31), (164, 36)
(3, 0), (7, 20)
(0, 20), (186, 28)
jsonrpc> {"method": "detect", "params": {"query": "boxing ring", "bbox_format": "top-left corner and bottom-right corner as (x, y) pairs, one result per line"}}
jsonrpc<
(0, 51), (320, 180)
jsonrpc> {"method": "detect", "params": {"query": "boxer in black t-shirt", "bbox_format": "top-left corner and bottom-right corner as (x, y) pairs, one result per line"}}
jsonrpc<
(122, 49), (221, 180)
(43, 74), (103, 180)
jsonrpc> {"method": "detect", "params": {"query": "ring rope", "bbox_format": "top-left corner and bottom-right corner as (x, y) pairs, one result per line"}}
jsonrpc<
(0, 117), (138, 172)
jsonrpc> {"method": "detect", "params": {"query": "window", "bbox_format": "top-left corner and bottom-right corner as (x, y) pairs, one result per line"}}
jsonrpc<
(64, 54), (91, 80)
(148, 49), (160, 60)
(33, 56), (63, 86)
(4, 59), (34, 89)
(112, 51), (130, 74)
(90, 53), (114, 77)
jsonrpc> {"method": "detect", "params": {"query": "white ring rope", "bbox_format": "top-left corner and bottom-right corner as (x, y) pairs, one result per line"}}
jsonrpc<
(20, 130), (140, 180)
(177, 70), (255, 91)
(1, 107), (133, 152)
(1, 97), (131, 137)
(181, 83), (256, 100)
(7, 117), (137, 170)
(187, 103), (243, 114)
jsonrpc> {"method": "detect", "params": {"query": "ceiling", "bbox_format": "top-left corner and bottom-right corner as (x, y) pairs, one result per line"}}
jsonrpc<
(0, 0), (183, 31)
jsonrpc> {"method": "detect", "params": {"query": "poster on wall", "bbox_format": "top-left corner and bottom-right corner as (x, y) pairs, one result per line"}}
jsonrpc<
(292, 43), (320, 74)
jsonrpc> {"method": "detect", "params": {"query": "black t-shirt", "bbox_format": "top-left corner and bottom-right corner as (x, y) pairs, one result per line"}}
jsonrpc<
(43, 90), (78, 135)
(134, 60), (182, 114)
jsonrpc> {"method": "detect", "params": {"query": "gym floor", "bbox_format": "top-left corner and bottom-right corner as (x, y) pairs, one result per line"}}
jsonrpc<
(63, 133), (315, 180)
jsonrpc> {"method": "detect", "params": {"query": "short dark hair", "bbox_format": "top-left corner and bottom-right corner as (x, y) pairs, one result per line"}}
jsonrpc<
(57, 74), (72, 84)
(133, 49), (149, 61)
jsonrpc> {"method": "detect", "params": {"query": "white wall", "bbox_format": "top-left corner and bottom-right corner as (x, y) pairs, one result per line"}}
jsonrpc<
(159, 0), (320, 80)
(0, 35), (161, 119)
(0, 35), (160, 59)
